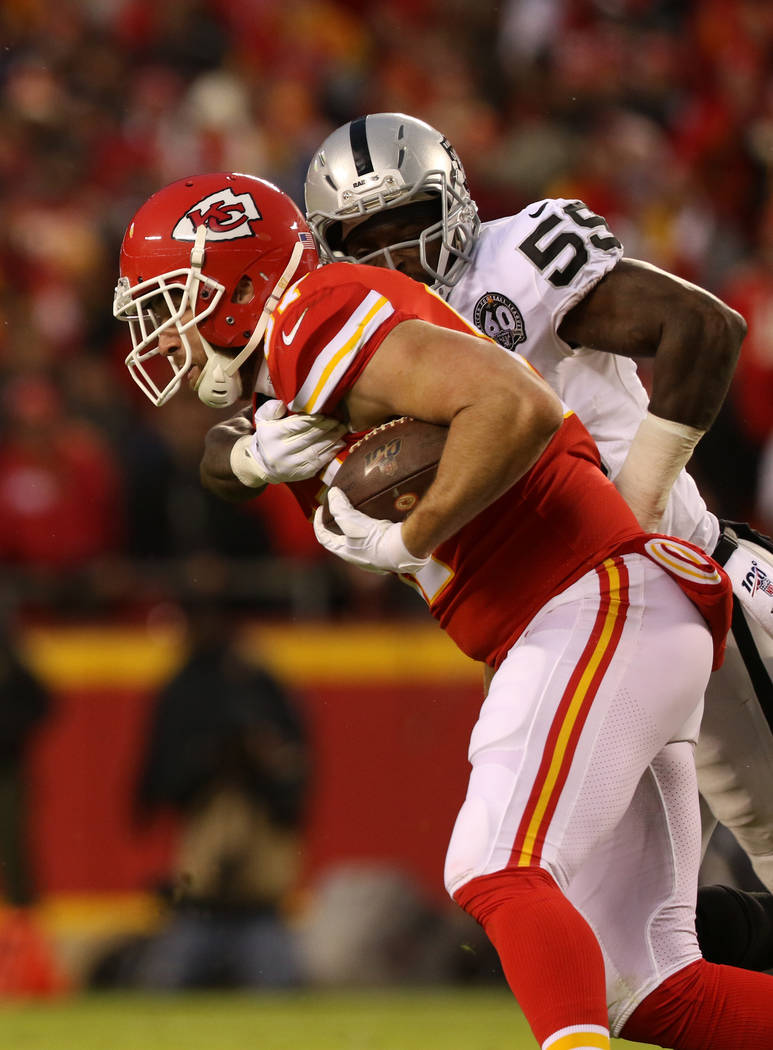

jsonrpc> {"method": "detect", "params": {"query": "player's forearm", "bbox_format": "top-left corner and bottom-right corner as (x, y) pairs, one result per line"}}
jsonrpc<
(401, 388), (562, 558)
(560, 258), (746, 432)
(200, 409), (266, 503)
(613, 273), (745, 529)
(647, 292), (746, 432)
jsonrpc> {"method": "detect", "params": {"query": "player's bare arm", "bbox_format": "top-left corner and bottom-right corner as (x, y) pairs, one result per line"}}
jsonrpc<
(344, 319), (564, 558)
(559, 257), (747, 530)
(200, 407), (260, 502)
(558, 257), (746, 432)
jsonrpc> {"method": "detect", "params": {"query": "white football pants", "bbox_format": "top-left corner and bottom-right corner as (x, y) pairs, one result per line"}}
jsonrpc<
(444, 553), (713, 1034)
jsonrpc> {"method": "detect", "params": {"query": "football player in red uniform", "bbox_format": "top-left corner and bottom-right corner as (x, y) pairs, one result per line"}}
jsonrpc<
(114, 173), (773, 1050)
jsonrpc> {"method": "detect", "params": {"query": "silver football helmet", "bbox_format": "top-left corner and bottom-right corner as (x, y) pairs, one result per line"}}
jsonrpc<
(305, 113), (480, 293)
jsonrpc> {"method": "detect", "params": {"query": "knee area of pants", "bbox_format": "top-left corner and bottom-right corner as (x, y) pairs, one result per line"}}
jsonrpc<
(452, 865), (558, 926)
(444, 795), (495, 897)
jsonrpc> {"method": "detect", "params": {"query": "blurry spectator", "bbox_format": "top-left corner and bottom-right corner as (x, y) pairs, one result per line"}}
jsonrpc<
(0, 375), (123, 570)
(122, 604), (309, 989)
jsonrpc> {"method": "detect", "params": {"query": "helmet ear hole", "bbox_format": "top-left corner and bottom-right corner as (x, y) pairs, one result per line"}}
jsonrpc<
(232, 276), (254, 304)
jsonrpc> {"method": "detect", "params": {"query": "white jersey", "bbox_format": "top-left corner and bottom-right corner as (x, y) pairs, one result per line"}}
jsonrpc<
(446, 198), (718, 553)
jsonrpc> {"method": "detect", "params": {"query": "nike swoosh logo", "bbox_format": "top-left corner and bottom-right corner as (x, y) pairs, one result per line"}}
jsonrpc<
(282, 308), (309, 346)
(528, 201), (548, 218)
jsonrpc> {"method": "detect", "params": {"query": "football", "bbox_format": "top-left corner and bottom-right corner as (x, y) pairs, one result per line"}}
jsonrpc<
(322, 416), (447, 531)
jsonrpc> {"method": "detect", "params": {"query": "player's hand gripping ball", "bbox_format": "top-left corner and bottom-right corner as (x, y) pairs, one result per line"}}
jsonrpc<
(321, 417), (447, 532)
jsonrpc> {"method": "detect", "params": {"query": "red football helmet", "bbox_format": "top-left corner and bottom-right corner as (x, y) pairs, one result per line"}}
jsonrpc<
(114, 173), (318, 406)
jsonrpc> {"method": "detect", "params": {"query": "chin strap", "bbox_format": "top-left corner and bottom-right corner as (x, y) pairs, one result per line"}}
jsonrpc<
(186, 226), (241, 407)
(194, 344), (243, 407)
(190, 224), (207, 271)
(192, 235), (304, 409)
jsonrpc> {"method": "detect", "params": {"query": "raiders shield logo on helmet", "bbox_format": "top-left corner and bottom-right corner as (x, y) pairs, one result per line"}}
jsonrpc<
(172, 188), (262, 241)
(473, 292), (526, 351)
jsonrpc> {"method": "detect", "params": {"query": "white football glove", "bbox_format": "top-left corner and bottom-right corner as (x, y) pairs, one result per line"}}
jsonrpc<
(313, 488), (431, 575)
(230, 399), (346, 487)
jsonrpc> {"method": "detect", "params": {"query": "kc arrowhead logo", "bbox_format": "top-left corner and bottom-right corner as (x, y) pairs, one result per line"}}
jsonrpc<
(173, 188), (262, 241)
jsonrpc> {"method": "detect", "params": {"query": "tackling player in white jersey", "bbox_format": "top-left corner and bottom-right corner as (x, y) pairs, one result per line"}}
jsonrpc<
(296, 113), (773, 968)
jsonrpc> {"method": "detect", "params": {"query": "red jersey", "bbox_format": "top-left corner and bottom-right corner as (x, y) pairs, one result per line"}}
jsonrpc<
(265, 263), (731, 668)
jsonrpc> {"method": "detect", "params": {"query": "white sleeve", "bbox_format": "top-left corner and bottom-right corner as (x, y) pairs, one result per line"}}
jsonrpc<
(452, 202), (717, 551)
(511, 198), (624, 334)
(450, 199), (624, 386)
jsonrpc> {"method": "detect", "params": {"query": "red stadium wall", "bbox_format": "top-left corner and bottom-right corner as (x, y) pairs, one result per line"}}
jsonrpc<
(20, 624), (482, 911)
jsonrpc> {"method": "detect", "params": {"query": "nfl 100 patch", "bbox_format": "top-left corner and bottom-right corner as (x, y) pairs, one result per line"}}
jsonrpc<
(472, 292), (526, 350)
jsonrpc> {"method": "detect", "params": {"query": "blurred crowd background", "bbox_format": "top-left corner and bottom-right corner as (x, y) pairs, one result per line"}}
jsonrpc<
(0, 0), (772, 997)
(1, 0), (772, 619)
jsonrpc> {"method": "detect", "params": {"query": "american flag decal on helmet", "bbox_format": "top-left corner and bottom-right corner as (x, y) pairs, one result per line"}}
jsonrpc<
(298, 231), (314, 248)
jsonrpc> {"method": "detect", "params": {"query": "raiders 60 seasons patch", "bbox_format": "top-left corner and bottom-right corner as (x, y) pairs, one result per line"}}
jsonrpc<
(473, 292), (526, 350)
